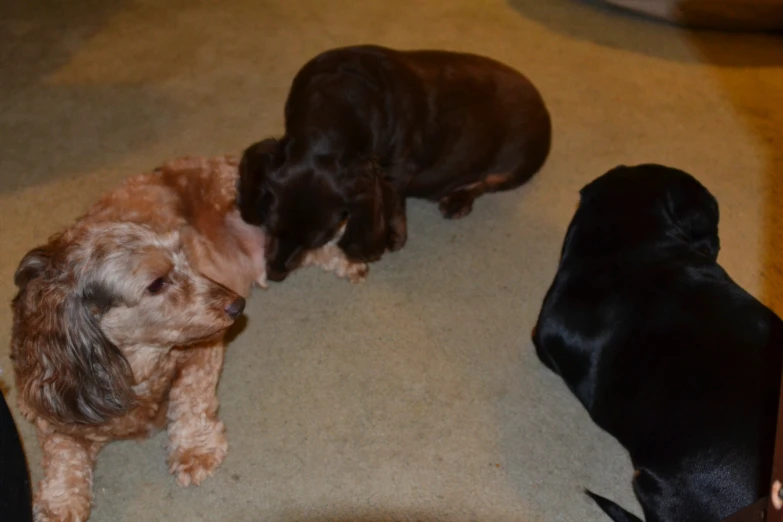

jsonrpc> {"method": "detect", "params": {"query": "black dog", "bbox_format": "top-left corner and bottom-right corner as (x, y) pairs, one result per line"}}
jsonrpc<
(237, 44), (551, 281)
(532, 165), (783, 522)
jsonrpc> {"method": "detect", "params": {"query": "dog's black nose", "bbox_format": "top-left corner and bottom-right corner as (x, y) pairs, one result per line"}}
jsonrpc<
(225, 297), (246, 319)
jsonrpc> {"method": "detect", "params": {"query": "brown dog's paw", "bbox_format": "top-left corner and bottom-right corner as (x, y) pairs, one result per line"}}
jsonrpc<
(439, 191), (475, 219)
(34, 497), (92, 522)
(168, 427), (228, 487)
(170, 445), (227, 487)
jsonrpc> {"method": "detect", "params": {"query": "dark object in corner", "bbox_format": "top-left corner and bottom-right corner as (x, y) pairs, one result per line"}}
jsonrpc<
(0, 388), (33, 522)
(599, 0), (783, 32)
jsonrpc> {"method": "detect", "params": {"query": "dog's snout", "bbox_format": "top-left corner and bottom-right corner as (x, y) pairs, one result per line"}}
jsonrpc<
(225, 297), (246, 319)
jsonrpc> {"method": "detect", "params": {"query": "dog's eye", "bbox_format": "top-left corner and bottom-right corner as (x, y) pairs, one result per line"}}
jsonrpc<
(147, 277), (166, 294)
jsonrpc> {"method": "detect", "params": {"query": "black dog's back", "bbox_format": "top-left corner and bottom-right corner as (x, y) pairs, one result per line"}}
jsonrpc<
(533, 165), (783, 521)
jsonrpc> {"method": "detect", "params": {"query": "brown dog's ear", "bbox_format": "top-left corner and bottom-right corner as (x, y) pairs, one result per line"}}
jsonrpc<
(237, 138), (282, 225)
(14, 245), (53, 290)
(338, 159), (394, 262)
(12, 248), (135, 426)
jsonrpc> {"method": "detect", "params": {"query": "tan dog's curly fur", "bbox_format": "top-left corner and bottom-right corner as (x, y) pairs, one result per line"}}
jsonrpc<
(10, 156), (365, 522)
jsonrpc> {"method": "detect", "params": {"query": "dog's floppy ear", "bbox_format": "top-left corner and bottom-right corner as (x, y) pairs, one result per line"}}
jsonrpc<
(11, 245), (135, 426)
(338, 158), (394, 262)
(237, 138), (282, 225)
(665, 174), (720, 258)
(14, 245), (54, 291)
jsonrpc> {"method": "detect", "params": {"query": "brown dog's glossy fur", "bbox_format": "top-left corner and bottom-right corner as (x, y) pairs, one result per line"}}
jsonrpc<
(238, 45), (551, 281)
(10, 156), (362, 522)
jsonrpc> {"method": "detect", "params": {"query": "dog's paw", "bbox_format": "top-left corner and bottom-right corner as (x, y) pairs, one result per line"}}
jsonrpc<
(387, 214), (408, 252)
(34, 498), (91, 522)
(170, 447), (226, 487)
(439, 192), (475, 219)
(168, 423), (228, 487)
(387, 228), (407, 252)
(342, 262), (368, 283)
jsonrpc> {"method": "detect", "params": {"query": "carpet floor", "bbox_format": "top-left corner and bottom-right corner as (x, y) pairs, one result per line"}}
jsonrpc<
(1, 1), (782, 520)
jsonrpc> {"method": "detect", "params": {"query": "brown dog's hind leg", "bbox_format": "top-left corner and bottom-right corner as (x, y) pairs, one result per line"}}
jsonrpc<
(438, 166), (537, 219)
(438, 176), (502, 219)
(439, 186), (480, 219)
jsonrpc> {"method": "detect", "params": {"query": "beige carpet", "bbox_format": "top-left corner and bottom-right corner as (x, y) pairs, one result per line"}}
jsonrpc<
(1, 1), (782, 521)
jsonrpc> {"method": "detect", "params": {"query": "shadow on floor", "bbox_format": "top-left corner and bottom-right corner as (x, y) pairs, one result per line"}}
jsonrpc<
(1, 0), (129, 93)
(0, 0), (183, 194)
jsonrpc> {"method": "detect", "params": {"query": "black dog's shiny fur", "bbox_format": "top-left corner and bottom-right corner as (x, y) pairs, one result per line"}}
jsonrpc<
(532, 165), (783, 522)
(237, 44), (551, 281)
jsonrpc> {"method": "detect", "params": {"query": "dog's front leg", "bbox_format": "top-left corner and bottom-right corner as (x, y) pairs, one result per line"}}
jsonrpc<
(301, 244), (369, 283)
(34, 432), (101, 522)
(166, 342), (228, 487)
(387, 194), (407, 252)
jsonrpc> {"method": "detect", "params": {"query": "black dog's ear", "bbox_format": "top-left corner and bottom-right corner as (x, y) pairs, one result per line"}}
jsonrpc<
(338, 159), (394, 262)
(665, 174), (720, 258)
(237, 138), (283, 225)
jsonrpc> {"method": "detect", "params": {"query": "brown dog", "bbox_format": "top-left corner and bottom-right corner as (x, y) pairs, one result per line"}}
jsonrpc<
(11, 156), (363, 522)
(237, 45), (551, 281)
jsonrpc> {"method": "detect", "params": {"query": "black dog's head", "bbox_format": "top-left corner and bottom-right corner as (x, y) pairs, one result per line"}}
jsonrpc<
(563, 164), (720, 261)
(237, 138), (394, 282)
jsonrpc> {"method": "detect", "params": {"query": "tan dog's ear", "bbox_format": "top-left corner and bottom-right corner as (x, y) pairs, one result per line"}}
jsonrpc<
(237, 138), (282, 225)
(14, 245), (53, 290)
(12, 246), (136, 426)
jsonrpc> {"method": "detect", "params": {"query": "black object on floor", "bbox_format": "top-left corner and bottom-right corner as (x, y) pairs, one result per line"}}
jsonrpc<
(1, 387), (33, 522)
